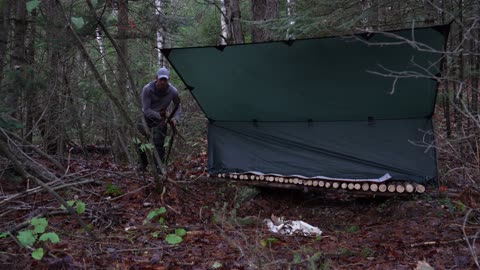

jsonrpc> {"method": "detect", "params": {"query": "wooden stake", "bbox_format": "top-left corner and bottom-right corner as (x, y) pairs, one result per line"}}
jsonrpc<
(354, 183), (361, 190)
(319, 181), (325, 187)
(250, 175), (255, 180)
(217, 173), (222, 178)
(332, 182), (339, 189)
(298, 179), (303, 185)
(341, 183), (348, 189)
(313, 181), (319, 187)
(325, 182), (331, 188)
(279, 178), (284, 183)
(293, 178), (299, 184)
(387, 184), (396, 193)
(306, 180), (312, 186)
(370, 183), (378, 192)
(379, 184), (387, 192)
(396, 184), (405, 193)
(362, 183), (369, 191)
(233, 174), (238, 179)
(348, 183), (355, 190)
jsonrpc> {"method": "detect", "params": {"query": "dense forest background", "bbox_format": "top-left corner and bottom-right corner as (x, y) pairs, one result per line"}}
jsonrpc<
(0, 0), (479, 269)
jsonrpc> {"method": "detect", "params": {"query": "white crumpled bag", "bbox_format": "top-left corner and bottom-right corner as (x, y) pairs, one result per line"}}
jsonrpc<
(264, 215), (322, 237)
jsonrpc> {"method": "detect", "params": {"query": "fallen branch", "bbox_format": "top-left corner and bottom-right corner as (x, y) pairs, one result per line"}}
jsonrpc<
(0, 136), (97, 241)
(409, 236), (479, 248)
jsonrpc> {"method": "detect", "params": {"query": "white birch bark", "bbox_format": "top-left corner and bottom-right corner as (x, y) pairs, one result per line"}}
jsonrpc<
(286, 0), (295, 39)
(95, 27), (108, 83)
(155, 0), (164, 66)
(220, 0), (229, 45)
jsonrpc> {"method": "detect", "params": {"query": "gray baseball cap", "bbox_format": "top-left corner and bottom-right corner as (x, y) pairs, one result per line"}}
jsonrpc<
(156, 67), (169, 79)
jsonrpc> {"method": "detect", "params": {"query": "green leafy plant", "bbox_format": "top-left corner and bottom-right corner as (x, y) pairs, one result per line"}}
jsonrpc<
(60, 200), (86, 214)
(16, 217), (60, 261)
(139, 143), (154, 153)
(144, 207), (167, 225)
(360, 247), (374, 258)
(144, 207), (187, 245)
(345, 225), (359, 233)
(104, 183), (123, 196)
(165, 228), (187, 245)
(338, 246), (354, 256)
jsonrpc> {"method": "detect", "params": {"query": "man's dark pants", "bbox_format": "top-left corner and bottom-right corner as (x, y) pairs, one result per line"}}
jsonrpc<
(136, 116), (167, 170)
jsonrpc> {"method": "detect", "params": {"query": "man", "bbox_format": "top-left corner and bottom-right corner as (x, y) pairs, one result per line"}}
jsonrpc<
(137, 67), (180, 172)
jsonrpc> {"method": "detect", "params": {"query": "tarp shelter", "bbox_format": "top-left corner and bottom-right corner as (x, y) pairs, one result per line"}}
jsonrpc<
(162, 25), (449, 184)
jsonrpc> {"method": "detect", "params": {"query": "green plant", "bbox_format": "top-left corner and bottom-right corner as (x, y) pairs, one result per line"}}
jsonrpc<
(104, 183), (123, 196)
(345, 225), (359, 233)
(165, 228), (187, 245)
(360, 247), (374, 257)
(139, 143), (154, 153)
(144, 207), (167, 225)
(439, 197), (456, 212)
(338, 247), (354, 256)
(60, 200), (86, 214)
(144, 207), (187, 244)
(15, 217), (60, 260)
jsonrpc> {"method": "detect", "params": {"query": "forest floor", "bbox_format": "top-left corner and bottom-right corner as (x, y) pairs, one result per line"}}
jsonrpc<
(1, 152), (480, 270)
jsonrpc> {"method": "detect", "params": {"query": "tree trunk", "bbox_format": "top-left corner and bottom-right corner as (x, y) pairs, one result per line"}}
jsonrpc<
(154, 0), (165, 66)
(219, 0), (229, 44)
(117, 0), (129, 97)
(7, 0), (28, 118)
(251, 0), (279, 42)
(43, 0), (65, 155)
(24, 9), (37, 146)
(455, 0), (463, 137)
(0, 0), (11, 86)
(115, 0), (130, 162)
(470, 1), (479, 124)
(227, 0), (244, 44)
(286, 0), (295, 39)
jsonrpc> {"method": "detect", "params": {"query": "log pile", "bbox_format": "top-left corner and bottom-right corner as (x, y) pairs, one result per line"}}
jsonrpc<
(212, 173), (426, 194)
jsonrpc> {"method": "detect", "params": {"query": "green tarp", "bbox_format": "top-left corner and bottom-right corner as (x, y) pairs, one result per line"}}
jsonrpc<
(163, 25), (449, 183)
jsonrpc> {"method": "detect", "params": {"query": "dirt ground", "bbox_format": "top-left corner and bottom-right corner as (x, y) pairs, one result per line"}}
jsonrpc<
(1, 153), (479, 270)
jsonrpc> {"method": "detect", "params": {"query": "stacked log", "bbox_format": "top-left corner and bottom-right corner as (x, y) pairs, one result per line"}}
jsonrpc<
(211, 173), (426, 194)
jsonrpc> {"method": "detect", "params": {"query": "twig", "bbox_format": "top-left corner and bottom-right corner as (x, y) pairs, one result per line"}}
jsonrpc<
(463, 209), (480, 268)
(409, 237), (475, 248)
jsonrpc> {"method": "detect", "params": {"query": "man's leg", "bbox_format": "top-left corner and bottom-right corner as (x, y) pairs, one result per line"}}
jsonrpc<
(152, 124), (168, 172)
(136, 117), (150, 171)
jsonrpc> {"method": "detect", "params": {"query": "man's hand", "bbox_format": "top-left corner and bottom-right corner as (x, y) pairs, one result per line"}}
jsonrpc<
(169, 119), (177, 129)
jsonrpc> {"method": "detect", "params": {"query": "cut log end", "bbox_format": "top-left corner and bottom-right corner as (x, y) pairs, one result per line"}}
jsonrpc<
(396, 184), (405, 193)
(415, 184), (426, 193)
(362, 183), (369, 191)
